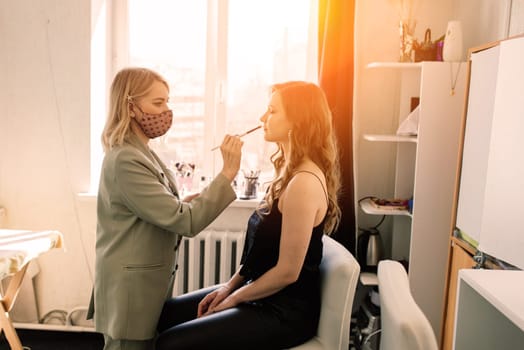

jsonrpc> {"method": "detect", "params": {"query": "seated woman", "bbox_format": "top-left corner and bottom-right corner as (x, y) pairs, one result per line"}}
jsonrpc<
(156, 81), (342, 350)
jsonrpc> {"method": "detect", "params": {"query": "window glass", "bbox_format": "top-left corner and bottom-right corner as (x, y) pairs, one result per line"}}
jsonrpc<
(122, 0), (317, 193)
(226, 0), (317, 184)
(129, 0), (208, 177)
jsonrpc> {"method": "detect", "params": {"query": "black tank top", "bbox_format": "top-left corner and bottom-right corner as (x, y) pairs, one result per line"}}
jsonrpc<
(239, 199), (325, 302)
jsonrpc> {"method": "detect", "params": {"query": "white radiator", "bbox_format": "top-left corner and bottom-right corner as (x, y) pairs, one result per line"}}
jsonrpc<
(172, 230), (246, 295)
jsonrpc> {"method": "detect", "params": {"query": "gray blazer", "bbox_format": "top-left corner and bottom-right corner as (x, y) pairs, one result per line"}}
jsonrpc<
(87, 134), (236, 340)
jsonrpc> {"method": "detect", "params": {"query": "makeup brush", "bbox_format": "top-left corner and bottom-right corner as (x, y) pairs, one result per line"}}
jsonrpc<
(211, 125), (262, 151)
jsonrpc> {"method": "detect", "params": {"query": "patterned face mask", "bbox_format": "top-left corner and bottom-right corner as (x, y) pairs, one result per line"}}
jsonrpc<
(133, 104), (173, 139)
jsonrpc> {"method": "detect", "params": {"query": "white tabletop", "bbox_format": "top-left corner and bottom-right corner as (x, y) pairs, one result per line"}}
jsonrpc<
(0, 229), (64, 279)
(459, 269), (524, 331)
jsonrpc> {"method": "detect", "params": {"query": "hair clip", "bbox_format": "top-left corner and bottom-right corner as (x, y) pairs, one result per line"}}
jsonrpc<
(126, 95), (133, 102)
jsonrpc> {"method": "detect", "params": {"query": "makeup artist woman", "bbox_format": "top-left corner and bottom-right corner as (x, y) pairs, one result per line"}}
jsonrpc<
(87, 67), (243, 350)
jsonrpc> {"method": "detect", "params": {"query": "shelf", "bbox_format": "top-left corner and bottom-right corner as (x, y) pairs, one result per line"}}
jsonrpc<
(367, 62), (423, 69)
(363, 134), (418, 143)
(360, 272), (378, 286)
(359, 198), (412, 217)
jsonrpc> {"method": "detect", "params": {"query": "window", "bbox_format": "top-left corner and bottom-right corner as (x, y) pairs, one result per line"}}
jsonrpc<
(93, 0), (318, 193)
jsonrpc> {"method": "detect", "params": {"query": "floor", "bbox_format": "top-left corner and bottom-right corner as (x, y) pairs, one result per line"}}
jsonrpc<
(2, 325), (365, 350)
(0, 329), (104, 350)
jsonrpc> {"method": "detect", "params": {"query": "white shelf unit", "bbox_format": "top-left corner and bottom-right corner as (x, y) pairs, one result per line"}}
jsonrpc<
(361, 61), (467, 342)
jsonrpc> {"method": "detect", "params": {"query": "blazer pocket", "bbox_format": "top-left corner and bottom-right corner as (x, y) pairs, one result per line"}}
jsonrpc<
(123, 263), (165, 271)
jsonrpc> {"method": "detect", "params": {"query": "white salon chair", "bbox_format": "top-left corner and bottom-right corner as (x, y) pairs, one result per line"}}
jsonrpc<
(289, 234), (360, 350)
(377, 260), (438, 350)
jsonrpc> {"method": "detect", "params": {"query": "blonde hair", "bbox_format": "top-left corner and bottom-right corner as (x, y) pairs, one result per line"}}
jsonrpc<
(260, 81), (341, 235)
(101, 67), (169, 152)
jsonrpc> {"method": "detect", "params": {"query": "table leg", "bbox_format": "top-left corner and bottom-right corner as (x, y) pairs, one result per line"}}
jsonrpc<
(0, 263), (29, 350)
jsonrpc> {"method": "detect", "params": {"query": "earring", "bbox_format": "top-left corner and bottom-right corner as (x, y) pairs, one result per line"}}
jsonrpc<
(128, 103), (136, 118)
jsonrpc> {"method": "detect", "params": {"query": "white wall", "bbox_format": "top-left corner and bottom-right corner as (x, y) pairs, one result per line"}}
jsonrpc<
(0, 0), (92, 319)
(0, 0), (520, 326)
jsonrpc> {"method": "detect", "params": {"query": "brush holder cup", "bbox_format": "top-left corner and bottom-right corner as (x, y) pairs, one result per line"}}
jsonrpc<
(239, 170), (260, 200)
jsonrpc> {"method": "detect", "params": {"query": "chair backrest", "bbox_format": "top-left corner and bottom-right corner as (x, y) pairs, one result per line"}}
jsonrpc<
(378, 260), (438, 350)
(315, 235), (360, 349)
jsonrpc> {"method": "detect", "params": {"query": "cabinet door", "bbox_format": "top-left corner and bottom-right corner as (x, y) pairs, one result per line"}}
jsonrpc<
(442, 241), (475, 350)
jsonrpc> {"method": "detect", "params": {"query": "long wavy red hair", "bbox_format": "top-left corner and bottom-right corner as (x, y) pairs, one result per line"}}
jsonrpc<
(259, 81), (341, 235)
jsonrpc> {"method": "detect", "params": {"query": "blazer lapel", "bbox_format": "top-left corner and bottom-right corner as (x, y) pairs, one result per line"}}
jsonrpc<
(151, 151), (180, 198)
(127, 133), (180, 198)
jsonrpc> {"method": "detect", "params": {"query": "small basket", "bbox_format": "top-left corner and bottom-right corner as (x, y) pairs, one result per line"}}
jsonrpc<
(414, 28), (438, 62)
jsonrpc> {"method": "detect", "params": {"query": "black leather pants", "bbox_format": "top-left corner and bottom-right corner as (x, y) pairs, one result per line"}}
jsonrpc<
(155, 285), (317, 350)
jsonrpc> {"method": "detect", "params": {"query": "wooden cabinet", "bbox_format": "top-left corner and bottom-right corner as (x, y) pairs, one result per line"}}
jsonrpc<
(441, 238), (476, 350)
(442, 35), (524, 350)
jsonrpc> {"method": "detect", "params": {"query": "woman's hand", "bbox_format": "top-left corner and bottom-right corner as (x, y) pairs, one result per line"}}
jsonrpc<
(197, 285), (232, 317)
(204, 293), (240, 315)
(219, 135), (243, 182)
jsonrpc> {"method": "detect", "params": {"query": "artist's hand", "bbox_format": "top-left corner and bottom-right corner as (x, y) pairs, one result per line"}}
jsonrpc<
(219, 135), (242, 182)
(197, 285), (232, 317)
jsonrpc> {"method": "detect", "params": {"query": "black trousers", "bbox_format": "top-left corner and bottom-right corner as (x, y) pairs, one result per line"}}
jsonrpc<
(155, 285), (318, 350)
